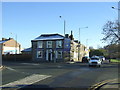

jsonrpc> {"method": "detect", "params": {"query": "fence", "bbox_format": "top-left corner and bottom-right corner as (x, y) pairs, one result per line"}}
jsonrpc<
(2, 54), (32, 61)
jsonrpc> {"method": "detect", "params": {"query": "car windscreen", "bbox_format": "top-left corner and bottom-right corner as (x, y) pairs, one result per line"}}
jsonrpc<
(91, 58), (99, 60)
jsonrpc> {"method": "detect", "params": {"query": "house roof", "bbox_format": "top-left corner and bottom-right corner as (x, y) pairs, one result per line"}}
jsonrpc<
(32, 33), (64, 41)
(0, 39), (9, 44)
(21, 48), (31, 52)
(0, 38), (20, 46)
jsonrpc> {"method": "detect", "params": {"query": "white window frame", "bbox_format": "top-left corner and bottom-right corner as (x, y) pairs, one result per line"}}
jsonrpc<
(56, 40), (62, 48)
(47, 41), (52, 48)
(56, 51), (62, 59)
(37, 51), (43, 58)
(37, 41), (43, 48)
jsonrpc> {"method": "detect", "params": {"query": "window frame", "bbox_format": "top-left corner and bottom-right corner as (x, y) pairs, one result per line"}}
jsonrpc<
(47, 41), (52, 48)
(56, 40), (62, 48)
(37, 50), (43, 58)
(56, 51), (62, 59)
(37, 41), (43, 48)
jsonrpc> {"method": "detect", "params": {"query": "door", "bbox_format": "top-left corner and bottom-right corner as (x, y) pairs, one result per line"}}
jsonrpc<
(46, 49), (52, 61)
(48, 53), (51, 62)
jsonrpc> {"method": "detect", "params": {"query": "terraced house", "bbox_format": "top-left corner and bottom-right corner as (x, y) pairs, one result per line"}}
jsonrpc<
(0, 38), (21, 54)
(31, 32), (89, 62)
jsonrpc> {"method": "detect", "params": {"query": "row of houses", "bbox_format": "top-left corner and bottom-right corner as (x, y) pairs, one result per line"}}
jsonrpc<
(0, 32), (89, 62)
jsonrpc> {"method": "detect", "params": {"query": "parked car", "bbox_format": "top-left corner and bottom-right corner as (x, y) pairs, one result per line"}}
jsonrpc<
(89, 56), (102, 67)
(82, 56), (90, 63)
(99, 56), (105, 62)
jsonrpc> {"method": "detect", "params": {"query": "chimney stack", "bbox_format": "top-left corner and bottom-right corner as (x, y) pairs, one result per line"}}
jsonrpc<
(65, 34), (69, 38)
(2, 38), (7, 41)
(9, 38), (13, 40)
(69, 30), (74, 40)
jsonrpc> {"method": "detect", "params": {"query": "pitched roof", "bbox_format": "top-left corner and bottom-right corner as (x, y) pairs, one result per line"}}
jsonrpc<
(21, 48), (31, 52)
(32, 33), (64, 41)
(0, 39), (9, 44)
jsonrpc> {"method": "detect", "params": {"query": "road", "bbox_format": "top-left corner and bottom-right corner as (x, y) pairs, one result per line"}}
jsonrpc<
(1, 61), (119, 89)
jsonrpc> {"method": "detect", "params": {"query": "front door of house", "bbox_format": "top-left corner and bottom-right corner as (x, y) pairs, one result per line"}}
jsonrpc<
(48, 53), (51, 61)
(46, 49), (52, 61)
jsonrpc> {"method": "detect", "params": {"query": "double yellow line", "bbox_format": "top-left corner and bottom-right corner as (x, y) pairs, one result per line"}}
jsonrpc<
(88, 78), (118, 90)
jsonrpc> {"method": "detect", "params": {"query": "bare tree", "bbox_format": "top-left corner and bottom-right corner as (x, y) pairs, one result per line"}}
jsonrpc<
(102, 20), (120, 44)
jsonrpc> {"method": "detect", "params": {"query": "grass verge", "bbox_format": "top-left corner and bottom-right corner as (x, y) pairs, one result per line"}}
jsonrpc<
(110, 59), (120, 63)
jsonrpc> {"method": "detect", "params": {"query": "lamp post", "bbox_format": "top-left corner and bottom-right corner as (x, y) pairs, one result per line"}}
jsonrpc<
(11, 33), (17, 54)
(112, 7), (120, 10)
(86, 39), (88, 48)
(59, 16), (66, 36)
(112, 6), (120, 44)
(78, 27), (88, 61)
(10, 33), (17, 61)
(79, 27), (88, 43)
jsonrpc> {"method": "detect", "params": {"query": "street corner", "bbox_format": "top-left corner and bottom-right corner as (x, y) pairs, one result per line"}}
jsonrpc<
(66, 61), (75, 64)
(89, 78), (119, 90)
(0, 65), (5, 70)
(100, 78), (120, 89)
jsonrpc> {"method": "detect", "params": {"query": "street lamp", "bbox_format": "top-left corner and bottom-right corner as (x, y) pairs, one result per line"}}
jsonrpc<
(78, 26), (88, 61)
(79, 27), (88, 43)
(59, 16), (66, 36)
(112, 6), (120, 10)
(112, 6), (120, 44)
(10, 33), (17, 54)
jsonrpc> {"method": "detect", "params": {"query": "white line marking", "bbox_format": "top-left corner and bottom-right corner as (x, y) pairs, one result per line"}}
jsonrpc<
(21, 63), (40, 66)
(6, 66), (30, 75)
(1, 74), (51, 88)
(6, 67), (17, 71)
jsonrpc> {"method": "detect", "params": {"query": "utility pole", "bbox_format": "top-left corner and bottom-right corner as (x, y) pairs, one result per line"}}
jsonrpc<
(78, 27), (88, 61)
(112, 6), (120, 44)
(59, 16), (66, 36)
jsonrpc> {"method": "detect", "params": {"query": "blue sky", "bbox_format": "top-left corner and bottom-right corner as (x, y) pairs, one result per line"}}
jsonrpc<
(2, 2), (118, 49)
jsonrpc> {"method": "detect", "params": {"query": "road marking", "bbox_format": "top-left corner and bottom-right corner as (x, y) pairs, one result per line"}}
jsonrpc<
(88, 78), (118, 90)
(5, 66), (30, 75)
(6, 67), (17, 71)
(21, 63), (40, 66)
(1, 74), (51, 88)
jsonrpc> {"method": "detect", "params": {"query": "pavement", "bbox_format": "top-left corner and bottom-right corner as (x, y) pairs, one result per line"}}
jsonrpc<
(89, 78), (120, 90)
(100, 78), (119, 89)
(0, 65), (4, 69)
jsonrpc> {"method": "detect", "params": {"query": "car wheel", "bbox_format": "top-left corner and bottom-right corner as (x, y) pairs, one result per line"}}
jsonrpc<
(89, 65), (91, 67)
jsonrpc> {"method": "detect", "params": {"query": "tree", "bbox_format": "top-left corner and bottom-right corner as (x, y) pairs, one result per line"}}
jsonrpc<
(104, 44), (120, 59)
(89, 49), (104, 57)
(102, 20), (120, 44)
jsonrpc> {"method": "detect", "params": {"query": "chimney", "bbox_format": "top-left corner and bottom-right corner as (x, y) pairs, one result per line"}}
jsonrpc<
(69, 30), (74, 40)
(9, 38), (13, 40)
(2, 38), (7, 41)
(65, 34), (69, 38)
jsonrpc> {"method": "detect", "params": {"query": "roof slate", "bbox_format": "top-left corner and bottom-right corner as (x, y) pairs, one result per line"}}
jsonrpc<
(33, 34), (64, 41)
(22, 48), (31, 52)
(0, 40), (8, 44)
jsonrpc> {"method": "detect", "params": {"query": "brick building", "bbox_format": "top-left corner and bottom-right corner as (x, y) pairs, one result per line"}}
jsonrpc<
(31, 33), (89, 62)
(0, 38), (21, 54)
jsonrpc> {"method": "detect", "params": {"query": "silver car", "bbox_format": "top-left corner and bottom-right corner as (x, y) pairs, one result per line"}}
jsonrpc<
(89, 56), (102, 67)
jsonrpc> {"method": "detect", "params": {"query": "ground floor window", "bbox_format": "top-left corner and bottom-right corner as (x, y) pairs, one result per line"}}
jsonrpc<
(37, 51), (43, 58)
(56, 51), (62, 59)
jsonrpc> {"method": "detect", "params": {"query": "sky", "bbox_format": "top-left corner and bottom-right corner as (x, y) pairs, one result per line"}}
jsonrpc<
(2, 1), (118, 49)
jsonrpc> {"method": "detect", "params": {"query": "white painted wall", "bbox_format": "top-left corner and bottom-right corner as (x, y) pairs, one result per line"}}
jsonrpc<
(3, 46), (20, 54)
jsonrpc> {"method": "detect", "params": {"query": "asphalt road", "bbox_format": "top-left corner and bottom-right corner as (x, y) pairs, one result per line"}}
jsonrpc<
(1, 61), (119, 89)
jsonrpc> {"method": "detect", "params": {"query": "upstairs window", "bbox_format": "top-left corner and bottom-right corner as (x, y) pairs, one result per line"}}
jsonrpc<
(47, 41), (52, 48)
(56, 40), (62, 48)
(37, 41), (43, 48)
